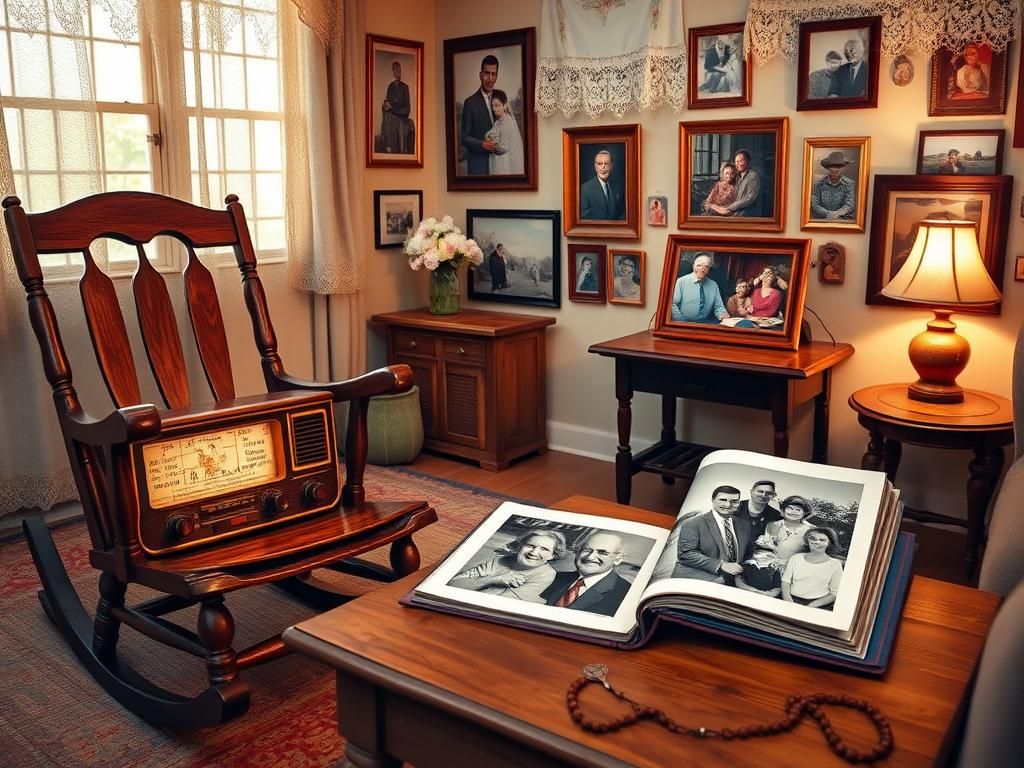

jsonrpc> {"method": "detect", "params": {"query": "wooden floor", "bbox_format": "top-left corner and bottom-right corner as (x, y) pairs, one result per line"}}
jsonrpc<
(409, 448), (971, 586)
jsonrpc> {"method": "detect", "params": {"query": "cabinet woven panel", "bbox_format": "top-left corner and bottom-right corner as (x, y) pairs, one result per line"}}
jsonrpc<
(410, 363), (434, 429)
(445, 372), (479, 439)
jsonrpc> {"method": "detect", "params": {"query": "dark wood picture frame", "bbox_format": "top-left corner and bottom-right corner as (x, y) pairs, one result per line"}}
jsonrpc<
(800, 136), (870, 232)
(562, 123), (641, 240)
(607, 248), (645, 306)
(653, 234), (810, 351)
(796, 16), (881, 111)
(443, 27), (537, 191)
(466, 208), (560, 308)
(366, 35), (424, 168)
(1014, 36), (1024, 147)
(568, 244), (607, 304)
(678, 117), (788, 232)
(916, 129), (1005, 175)
(687, 22), (752, 109)
(866, 174), (1011, 315)
(928, 43), (1009, 116)
(373, 189), (422, 249)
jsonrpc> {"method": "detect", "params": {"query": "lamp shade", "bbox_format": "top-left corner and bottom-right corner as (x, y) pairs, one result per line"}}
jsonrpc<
(880, 218), (1001, 305)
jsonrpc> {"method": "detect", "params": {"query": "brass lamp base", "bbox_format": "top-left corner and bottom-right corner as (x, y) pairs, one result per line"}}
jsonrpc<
(906, 309), (969, 404)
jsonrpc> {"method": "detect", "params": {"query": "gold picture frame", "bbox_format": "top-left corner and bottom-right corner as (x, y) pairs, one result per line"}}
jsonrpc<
(800, 137), (870, 232)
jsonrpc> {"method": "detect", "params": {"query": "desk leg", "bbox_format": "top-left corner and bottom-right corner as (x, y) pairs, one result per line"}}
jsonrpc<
(812, 371), (832, 464)
(336, 671), (401, 768)
(661, 396), (677, 485)
(966, 447), (1004, 582)
(615, 358), (633, 504)
(771, 393), (792, 457)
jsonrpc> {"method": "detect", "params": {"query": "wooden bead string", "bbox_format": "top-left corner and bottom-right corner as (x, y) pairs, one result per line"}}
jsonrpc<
(567, 664), (894, 764)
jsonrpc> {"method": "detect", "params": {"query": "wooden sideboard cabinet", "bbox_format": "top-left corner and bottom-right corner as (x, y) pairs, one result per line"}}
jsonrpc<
(370, 308), (556, 471)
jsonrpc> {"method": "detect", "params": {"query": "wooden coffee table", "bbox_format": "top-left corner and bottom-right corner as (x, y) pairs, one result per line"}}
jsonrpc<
(283, 496), (999, 768)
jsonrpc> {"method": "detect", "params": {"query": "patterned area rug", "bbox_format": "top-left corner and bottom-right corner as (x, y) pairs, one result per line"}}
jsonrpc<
(0, 466), (521, 767)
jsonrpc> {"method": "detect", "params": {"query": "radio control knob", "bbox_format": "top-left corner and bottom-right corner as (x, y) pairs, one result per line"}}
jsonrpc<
(166, 514), (196, 540)
(302, 480), (332, 507)
(262, 490), (290, 516)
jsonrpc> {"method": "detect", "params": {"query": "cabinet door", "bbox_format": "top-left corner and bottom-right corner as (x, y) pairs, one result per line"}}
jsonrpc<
(395, 353), (439, 438)
(438, 360), (486, 448)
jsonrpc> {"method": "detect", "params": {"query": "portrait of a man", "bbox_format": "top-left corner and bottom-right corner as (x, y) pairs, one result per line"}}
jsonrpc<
(808, 149), (858, 222)
(578, 145), (626, 221)
(367, 36), (423, 167)
(797, 17), (880, 110)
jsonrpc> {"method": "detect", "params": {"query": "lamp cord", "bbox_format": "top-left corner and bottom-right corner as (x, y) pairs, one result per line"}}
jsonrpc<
(803, 306), (837, 346)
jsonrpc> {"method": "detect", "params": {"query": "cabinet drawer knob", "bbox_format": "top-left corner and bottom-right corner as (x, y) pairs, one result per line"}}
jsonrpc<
(408, 340), (417, 349)
(458, 346), (467, 355)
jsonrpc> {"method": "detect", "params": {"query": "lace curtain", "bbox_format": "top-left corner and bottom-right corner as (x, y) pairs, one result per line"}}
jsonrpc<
(536, 0), (687, 118)
(745, 0), (1021, 65)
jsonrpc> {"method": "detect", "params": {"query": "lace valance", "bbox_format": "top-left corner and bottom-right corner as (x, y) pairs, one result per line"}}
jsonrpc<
(536, 0), (687, 119)
(745, 0), (1021, 65)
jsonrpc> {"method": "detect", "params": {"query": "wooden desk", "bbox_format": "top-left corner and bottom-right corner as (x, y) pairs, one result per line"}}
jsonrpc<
(588, 332), (854, 504)
(849, 384), (1014, 582)
(283, 495), (997, 768)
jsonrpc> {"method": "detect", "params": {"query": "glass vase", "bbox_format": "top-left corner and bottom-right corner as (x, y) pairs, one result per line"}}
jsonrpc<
(428, 266), (460, 315)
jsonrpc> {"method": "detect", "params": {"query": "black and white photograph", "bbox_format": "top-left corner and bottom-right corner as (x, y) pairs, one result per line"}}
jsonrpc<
(466, 209), (560, 308)
(797, 16), (881, 110)
(373, 189), (421, 249)
(366, 35), (423, 168)
(607, 248), (645, 306)
(443, 28), (537, 191)
(568, 244), (606, 304)
(800, 137), (870, 232)
(917, 129), (1005, 175)
(649, 463), (866, 612)
(687, 22), (751, 109)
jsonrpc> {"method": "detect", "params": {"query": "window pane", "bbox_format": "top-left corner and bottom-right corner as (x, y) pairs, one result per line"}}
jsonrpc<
(252, 120), (281, 170)
(224, 118), (251, 170)
(57, 111), (98, 171)
(219, 54), (246, 110)
(93, 41), (142, 101)
(27, 173), (59, 211)
(10, 31), (51, 97)
(246, 58), (278, 111)
(103, 112), (151, 172)
(4, 108), (23, 171)
(23, 110), (57, 170)
(0, 33), (11, 94)
(101, 237), (136, 263)
(90, 0), (140, 42)
(61, 172), (101, 203)
(226, 173), (252, 210)
(254, 172), (282, 217)
(256, 218), (285, 251)
(106, 173), (151, 192)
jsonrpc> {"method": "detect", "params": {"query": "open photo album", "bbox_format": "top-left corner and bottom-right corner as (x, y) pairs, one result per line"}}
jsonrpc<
(406, 449), (912, 675)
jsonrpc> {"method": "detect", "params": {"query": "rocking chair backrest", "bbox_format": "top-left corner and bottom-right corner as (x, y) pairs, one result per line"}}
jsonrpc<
(2, 191), (280, 551)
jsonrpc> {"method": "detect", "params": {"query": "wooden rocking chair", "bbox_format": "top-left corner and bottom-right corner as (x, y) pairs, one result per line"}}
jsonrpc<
(2, 191), (436, 729)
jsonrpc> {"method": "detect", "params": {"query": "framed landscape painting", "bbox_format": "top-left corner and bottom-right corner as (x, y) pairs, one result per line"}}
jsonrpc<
(916, 129), (1004, 175)
(466, 209), (560, 308)
(653, 234), (810, 351)
(373, 189), (421, 249)
(366, 35), (423, 168)
(865, 175), (1011, 314)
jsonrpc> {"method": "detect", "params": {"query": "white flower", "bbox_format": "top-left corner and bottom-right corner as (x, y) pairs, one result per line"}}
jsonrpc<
(401, 215), (481, 272)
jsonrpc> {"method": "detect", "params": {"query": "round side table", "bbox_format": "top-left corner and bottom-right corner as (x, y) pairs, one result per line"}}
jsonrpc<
(848, 384), (1013, 582)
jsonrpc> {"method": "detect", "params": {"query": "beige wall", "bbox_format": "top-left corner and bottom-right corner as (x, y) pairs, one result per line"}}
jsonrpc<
(361, 0), (1023, 518)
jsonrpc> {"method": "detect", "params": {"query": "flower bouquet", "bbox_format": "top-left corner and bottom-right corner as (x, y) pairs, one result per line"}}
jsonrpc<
(403, 216), (484, 315)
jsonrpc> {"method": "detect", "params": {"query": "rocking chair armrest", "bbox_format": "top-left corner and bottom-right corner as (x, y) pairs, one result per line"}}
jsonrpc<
(61, 404), (162, 446)
(269, 364), (415, 403)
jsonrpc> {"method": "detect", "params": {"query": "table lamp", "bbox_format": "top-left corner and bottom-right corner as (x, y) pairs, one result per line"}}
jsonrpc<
(880, 216), (1000, 404)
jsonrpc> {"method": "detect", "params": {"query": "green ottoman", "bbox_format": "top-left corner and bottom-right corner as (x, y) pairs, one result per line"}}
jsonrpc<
(361, 385), (424, 466)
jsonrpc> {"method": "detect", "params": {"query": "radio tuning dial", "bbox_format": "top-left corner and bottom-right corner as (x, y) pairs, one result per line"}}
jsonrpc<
(166, 514), (196, 540)
(262, 489), (290, 516)
(302, 480), (332, 507)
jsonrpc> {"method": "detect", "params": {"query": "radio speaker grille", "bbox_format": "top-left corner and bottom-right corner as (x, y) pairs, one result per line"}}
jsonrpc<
(292, 412), (330, 466)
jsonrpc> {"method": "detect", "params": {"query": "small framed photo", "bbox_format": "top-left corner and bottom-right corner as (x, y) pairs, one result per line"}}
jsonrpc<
(647, 195), (668, 227)
(568, 244), (607, 304)
(466, 209), (560, 308)
(687, 22), (751, 109)
(796, 16), (881, 111)
(1015, 255), (1024, 282)
(366, 35), (423, 168)
(373, 189), (421, 249)
(443, 27), (537, 191)
(678, 117), (788, 232)
(562, 124), (641, 240)
(607, 249), (645, 306)
(866, 175), (1012, 314)
(917, 129), (1005, 175)
(799, 137), (870, 232)
(929, 43), (1008, 116)
(653, 234), (810, 351)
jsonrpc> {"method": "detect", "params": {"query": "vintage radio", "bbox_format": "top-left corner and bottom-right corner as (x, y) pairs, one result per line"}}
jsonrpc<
(131, 390), (341, 555)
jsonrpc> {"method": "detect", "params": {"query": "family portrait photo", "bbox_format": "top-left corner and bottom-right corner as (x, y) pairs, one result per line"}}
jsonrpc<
(562, 124), (641, 239)
(797, 16), (881, 110)
(917, 129), (1005, 175)
(800, 137), (870, 231)
(929, 43), (1009, 116)
(688, 22), (751, 109)
(608, 249), (645, 306)
(366, 35), (423, 167)
(444, 28), (536, 190)
(679, 117), (788, 232)
(649, 463), (866, 613)
(653, 234), (810, 351)
(373, 189), (421, 249)
(466, 209), (560, 308)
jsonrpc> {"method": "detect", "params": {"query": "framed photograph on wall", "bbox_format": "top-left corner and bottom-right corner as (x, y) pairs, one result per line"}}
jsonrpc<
(687, 22), (751, 109)
(653, 234), (810, 351)
(443, 28), (537, 191)
(647, 195), (668, 227)
(562, 123), (641, 240)
(678, 117), (788, 232)
(465, 209), (560, 308)
(917, 129), (1005, 175)
(796, 16), (881, 111)
(373, 189), (422, 249)
(928, 43), (1008, 116)
(799, 137), (870, 232)
(866, 175), (1012, 314)
(568, 244), (607, 304)
(366, 35), (423, 168)
(607, 249), (645, 306)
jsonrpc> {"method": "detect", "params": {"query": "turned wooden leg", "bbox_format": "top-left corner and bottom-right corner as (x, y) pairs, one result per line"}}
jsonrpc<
(882, 438), (902, 482)
(389, 535), (420, 577)
(615, 359), (633, 505)
(197, 597), (238, 686)
(93, 571), (127, 659)
(343, 398), (368, 507)
(812, 372), (832, 464)
(966, 447), (1004, 582)
(861, 429), (885, 472)
(661, 396), (676, 485)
